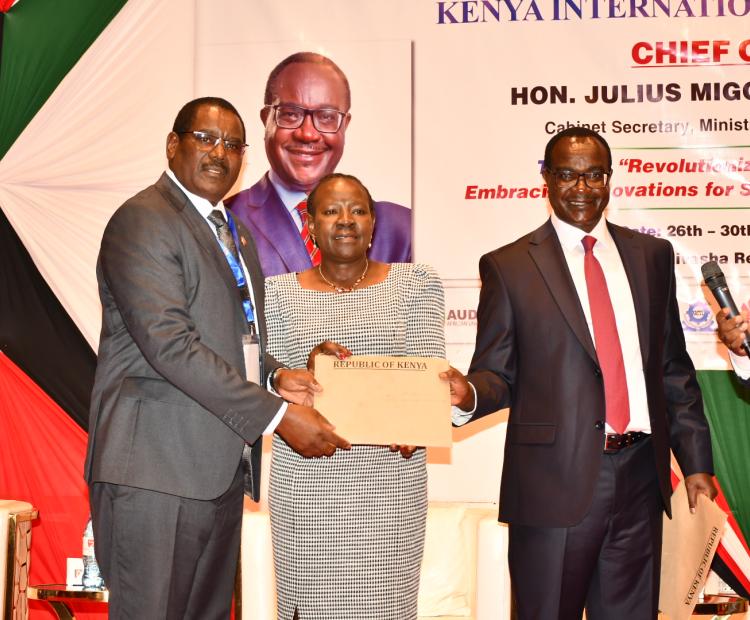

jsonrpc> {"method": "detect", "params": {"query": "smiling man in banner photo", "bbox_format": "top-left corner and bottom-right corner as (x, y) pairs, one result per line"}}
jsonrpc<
(226, 52), (412, 277)
(443, 127), (717, 619)
(85, 97), (349, 618)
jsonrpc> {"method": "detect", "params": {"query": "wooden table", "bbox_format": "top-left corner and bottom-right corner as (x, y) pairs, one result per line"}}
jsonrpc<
(28, 584), (108, 620)
(693, 594), (748, 617)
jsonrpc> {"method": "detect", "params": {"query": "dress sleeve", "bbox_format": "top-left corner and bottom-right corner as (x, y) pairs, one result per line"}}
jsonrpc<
(405, 264), (446, 359)
(263, 277), (291, 367)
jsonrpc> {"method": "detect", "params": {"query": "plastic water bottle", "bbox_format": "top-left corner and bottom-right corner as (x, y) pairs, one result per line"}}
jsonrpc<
(82, 516), (104, 589)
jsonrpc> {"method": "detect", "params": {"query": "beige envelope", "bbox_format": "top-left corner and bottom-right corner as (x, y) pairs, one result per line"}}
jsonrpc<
(313, 355), (452, 447)
(659, 481), (727, 620)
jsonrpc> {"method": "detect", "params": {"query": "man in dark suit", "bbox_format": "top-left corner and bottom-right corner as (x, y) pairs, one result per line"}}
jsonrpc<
(444, 127), (716, 619)
(85, 97), (349, 619)
(226, 52), (411, 277)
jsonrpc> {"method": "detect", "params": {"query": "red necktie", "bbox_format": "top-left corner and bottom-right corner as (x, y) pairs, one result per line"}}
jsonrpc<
(295, 200), (320, 266)
(582, 235), (630, 434)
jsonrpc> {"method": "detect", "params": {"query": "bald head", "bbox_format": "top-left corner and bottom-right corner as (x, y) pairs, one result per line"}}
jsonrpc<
(264, 52), (351, 110)
(260, 52), (352, 192)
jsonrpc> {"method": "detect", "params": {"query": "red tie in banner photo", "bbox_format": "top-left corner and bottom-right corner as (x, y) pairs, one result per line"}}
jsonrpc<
(295, 199), (321, 266)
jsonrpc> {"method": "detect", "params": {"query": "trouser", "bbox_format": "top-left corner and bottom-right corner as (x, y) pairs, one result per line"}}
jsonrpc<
(89, 463), (244, 620)
(509, 437), (662, 620)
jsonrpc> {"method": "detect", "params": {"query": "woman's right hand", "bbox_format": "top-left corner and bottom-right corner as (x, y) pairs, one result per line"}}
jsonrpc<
(307, 340), (353, 371)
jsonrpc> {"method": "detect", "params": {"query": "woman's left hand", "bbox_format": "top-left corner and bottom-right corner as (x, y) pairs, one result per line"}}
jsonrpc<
(389, 444), (418, 459)
(307, 340), (353, 371)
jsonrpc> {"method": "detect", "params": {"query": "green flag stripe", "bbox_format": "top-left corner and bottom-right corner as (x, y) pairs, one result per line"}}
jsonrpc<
(0, 0), (126, 159)
(697, 369), (750, 546)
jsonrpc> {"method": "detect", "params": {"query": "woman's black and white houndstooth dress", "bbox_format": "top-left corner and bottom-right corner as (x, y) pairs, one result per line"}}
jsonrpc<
(265, 263), (446, 620)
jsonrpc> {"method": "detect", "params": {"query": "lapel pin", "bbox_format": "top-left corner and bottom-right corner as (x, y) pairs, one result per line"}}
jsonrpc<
(240, 235), (247, 247)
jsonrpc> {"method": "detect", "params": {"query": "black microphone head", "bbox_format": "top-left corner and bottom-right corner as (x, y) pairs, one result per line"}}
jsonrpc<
(701, 260), (726, 288)
(701, 260), (722, 280)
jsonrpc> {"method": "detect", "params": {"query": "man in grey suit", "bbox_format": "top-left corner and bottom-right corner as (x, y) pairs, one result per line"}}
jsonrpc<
(85, 97), (349, 619)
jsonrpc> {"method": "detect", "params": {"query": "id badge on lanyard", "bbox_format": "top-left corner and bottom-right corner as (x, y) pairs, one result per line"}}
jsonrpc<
(242, 333), (261, 384)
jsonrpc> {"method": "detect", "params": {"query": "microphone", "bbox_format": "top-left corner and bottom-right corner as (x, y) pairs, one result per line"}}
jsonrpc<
(701, 260), (750, 356)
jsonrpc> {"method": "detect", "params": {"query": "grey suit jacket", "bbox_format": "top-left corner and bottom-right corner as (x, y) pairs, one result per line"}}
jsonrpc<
(85, 173), (283, 501)
(466, 219), (714, 527)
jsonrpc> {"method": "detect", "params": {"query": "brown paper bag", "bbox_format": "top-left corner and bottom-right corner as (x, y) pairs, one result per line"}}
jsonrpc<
(659, 481), (727, 620)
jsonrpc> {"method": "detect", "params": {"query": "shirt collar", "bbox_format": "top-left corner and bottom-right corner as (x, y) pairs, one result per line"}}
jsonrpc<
(166, 169), (227, 220)
(268, 169), (308, 212)
(550, 211), (612, 252)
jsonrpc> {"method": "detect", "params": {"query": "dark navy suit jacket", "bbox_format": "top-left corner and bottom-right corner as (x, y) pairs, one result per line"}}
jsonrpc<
(466, 219), (713, 528)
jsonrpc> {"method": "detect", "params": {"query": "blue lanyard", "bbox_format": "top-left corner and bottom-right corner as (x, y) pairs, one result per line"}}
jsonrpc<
(216, 212), (256, 327)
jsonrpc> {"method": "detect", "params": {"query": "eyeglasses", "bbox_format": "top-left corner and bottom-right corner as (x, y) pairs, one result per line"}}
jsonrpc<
(266, 104), (348, 133)
(547, 169), (611, 189)
(178, 131), (247, 155)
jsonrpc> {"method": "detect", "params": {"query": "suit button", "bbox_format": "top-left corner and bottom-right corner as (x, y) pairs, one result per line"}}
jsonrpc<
(594, 367), (602, 377)
(594, 420), (605, 430)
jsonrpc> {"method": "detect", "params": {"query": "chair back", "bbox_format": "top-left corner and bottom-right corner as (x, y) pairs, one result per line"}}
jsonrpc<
(0, 500), (37, 620)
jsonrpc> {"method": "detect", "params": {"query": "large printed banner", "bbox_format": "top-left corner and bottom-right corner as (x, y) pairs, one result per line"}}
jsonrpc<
(186, 1), (750, 505)
(197, 2), (750, 371)
(421, 8), (750, 371)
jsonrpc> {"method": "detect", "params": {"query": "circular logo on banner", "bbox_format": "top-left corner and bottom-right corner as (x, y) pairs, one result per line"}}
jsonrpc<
(682, 301), (715, 332)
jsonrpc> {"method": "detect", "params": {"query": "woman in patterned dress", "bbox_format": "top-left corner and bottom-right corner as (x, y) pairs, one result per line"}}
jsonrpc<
(264, 173), (446, 619)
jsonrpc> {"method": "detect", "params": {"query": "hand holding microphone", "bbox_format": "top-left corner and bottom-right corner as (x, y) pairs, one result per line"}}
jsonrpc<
(701, 260), (750, 356)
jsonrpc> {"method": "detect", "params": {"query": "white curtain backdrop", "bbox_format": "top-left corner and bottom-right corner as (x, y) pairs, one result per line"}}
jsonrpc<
(0, 0), (195, 348)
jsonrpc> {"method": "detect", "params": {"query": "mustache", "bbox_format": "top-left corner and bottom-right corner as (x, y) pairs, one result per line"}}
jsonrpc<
(202, 158), (228, 174)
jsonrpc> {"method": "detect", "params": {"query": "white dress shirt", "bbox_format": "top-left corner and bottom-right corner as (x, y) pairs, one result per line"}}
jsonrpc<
(167, 169), (286, 433)
(269, 169), (307, 232)
(457, 214), (651, 434)
(729, 350), (750, 379)
(551, 213), (651, 433)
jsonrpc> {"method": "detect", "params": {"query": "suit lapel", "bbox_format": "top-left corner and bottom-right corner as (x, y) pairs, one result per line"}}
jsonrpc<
(528, 220), (598, 363)
(235, 218), (268, 338)
(247, 175), (312, 272)
(156, 173), (241, 294)
(609, 222), (651, 367)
